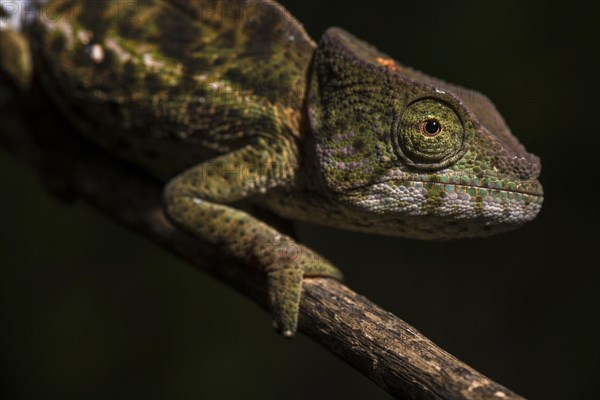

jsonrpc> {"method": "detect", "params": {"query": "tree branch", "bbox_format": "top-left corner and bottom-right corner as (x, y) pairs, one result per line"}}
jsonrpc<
(0, 85), (525, 400)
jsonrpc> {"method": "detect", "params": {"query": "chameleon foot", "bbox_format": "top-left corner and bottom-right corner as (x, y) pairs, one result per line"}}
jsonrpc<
(267, 266), (303, 337)
(266, 246), (343, 337)
(162, 150), (343, 339)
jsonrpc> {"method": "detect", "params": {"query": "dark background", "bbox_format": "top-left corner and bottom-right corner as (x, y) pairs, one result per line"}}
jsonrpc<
(1, 1), (598, 399)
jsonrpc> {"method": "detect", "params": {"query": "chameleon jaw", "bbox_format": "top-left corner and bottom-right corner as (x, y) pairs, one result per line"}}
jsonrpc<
(336, 179), (543, 239)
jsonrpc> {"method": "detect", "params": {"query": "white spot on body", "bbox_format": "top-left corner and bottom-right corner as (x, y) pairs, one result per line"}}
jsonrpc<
(89, 44), (104, 63)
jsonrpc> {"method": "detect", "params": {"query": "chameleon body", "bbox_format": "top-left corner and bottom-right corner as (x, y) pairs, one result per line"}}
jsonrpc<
(0, 0), (543, 336)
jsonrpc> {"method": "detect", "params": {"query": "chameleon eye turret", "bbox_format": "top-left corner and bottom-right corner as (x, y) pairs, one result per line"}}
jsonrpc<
(393, 98), (465, 168)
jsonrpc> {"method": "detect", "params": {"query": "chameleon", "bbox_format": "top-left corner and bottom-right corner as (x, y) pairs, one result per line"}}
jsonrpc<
(0, 0), (543, 337)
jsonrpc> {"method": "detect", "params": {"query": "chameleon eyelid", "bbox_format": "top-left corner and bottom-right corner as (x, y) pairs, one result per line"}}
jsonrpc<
(391, 97), (468, 170)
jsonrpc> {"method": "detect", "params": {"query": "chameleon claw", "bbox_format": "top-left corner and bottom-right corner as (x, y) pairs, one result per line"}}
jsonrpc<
(273, 321), (296, 338)
(267, 267), (303, 338)
(282, 329), (295, 338)
(266, 247), (343, 338)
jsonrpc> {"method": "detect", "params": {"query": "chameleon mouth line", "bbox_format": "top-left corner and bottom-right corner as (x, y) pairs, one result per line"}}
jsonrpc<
(419, 181), (544, 198)
(351, 179), (544, 198)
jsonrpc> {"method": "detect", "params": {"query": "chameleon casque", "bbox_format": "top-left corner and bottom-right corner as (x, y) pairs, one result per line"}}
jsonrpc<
(0, 0), (543, 337)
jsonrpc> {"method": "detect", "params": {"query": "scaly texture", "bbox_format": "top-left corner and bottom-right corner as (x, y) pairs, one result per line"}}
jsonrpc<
(0, 0), (543, 335)
(28, 0), (313, 180)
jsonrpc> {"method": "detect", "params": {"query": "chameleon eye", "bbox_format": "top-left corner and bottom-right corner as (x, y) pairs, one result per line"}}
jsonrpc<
(421, 119), (441, 136)
(393, 98), (465, 168)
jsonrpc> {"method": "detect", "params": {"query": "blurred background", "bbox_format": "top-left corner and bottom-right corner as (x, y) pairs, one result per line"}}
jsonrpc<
(1, 1), (598, 399)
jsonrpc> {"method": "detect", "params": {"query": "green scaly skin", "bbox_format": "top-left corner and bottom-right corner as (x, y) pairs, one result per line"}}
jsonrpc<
(0, 0), (543, 337)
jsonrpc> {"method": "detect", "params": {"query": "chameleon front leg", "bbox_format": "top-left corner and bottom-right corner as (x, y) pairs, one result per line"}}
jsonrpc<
(163, 146), (342, 337)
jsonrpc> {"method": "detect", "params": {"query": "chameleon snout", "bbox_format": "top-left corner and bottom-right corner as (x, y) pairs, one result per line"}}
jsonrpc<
(472, 125), (543, 195)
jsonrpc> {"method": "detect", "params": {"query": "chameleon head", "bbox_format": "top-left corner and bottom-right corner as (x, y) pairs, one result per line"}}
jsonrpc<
(307, 28), (543, 239)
